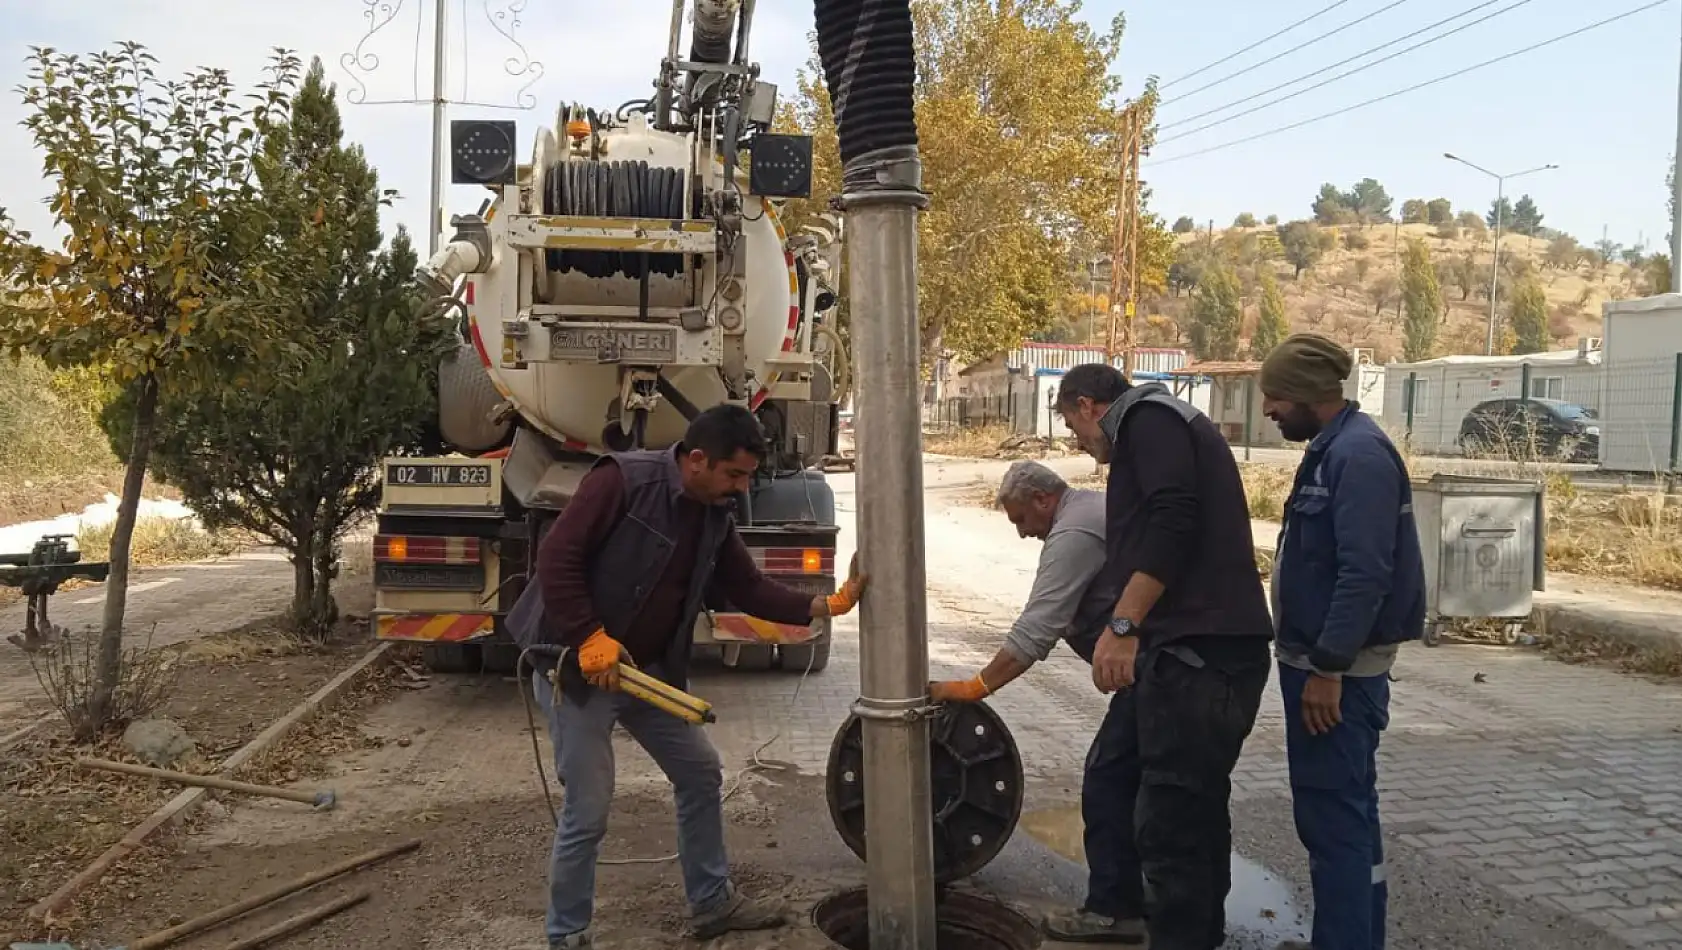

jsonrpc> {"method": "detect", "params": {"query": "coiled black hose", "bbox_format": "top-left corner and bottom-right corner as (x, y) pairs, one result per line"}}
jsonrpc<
(813, 0), (919, 172)
(541, 159), (687, 279)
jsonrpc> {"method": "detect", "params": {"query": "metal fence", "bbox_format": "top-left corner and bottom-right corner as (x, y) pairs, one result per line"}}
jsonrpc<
(1397, 352), (1682, 476)
(924, 394), (1028, 431)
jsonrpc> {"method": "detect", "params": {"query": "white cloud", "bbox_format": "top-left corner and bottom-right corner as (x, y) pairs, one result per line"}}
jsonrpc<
(0, 0), (813, 248)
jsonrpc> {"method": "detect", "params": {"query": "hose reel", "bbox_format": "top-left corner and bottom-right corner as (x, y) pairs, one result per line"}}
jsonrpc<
(539, 158), (689, 280)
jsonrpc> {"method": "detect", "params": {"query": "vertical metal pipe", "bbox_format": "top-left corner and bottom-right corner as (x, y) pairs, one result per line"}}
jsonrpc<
(1406, 371), (1417, 442)
(428, 0), (449, 255)
(848, 189), (938, 950)
(1486, 177), (1504, 356)
(1673, 0), (1682, 293)
(1668, 352), (1682, 474)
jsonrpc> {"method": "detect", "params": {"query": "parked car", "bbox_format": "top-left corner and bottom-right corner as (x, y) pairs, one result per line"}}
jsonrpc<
(1457, 398), (1600, 462)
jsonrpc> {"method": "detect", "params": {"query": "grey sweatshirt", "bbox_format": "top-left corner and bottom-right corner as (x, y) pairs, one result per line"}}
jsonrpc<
(1004, 489), (1108, 664)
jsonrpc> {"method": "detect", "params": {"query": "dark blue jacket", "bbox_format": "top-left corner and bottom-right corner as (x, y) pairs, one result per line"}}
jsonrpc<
(1275, 403), (1426, 672)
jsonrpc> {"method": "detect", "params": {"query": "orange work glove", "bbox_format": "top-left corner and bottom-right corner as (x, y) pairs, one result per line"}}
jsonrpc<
(577, 629), (627, 690)
(824, 553), (869, 617)
(929, 674), (992, 703)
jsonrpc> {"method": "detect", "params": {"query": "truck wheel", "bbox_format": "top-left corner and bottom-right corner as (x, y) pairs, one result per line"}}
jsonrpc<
(780, 638), (831, 674)
(481, 643), (520, 674)
(423, 643), (483, 673)
(727, 644), (775, 671)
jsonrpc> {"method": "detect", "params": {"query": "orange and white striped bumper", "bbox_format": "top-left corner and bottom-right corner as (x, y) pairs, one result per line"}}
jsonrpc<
(376, 613), (495, 643)
(708, 613), (820, 645)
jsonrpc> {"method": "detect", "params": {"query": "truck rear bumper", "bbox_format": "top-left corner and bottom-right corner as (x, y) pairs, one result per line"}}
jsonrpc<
(375, 612), (496, 643)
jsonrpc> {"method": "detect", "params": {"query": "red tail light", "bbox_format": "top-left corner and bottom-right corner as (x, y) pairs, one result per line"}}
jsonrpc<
(373, 535), (481, 565)
(757, 547), (834, 574)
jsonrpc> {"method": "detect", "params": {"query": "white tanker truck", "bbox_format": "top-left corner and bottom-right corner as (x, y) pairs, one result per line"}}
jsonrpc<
(371, 0), (849, 674)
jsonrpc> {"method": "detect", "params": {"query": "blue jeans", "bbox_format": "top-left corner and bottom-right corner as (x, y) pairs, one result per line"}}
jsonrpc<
(1278, 664), (1391, 950)
(533, 670), (733, 941)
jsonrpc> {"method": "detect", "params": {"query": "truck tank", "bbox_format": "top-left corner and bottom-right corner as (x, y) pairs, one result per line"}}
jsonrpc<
(439, 110), (819, 458)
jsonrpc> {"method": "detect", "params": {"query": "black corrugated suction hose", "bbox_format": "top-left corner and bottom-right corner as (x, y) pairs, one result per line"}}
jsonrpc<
(813, 0), (919, 171)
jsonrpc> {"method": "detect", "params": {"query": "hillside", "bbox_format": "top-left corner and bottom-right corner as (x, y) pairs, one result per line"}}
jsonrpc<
(1137, 222), (1652, 362)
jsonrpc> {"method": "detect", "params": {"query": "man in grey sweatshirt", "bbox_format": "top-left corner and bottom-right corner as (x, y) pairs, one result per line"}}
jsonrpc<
(927, 460), (1139, 943)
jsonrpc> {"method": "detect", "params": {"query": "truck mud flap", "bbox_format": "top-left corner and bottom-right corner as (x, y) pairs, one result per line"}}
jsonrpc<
(706, 613), (823, 645)
(376, 613), (496, 643)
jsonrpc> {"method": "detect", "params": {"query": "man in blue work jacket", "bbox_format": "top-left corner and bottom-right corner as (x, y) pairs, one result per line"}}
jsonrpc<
(1260, 334), (1425, 950)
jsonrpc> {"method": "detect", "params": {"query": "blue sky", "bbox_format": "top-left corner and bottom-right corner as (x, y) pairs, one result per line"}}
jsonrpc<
(0, 0), (1675, 250)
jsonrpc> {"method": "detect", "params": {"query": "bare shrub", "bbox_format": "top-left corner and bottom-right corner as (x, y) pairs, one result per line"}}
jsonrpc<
(30, 626), (179, 741)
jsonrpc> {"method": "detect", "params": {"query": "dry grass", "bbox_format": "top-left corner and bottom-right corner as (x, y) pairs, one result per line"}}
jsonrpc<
(0, 356), (117, 485)
(1237, 463), (1295, 521)
(74, 515), (241, 568)
(922, 424), (1016, 458)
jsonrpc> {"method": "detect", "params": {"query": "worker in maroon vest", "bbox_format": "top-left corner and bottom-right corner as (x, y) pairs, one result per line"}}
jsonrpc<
(529, 405), (866, 950)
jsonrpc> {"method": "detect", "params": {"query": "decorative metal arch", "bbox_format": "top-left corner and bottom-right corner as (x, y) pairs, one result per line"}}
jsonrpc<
(337, 0), (545, 110)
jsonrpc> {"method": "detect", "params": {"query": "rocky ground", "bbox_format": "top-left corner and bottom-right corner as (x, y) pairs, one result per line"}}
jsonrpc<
(5, 457), (1682, 948)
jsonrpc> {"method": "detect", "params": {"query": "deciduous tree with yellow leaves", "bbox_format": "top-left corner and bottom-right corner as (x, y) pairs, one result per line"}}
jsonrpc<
(0, 44), (310, 737)
(777, 0), (1172, 366)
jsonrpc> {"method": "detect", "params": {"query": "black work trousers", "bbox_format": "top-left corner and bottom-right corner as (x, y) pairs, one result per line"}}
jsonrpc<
(1081, 637), (1271, 950)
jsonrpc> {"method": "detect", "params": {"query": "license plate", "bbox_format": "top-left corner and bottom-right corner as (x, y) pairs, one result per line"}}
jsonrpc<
(385, 463), (493, 487)
(551, 326), (677, 363)
(375, 563), (485, 591)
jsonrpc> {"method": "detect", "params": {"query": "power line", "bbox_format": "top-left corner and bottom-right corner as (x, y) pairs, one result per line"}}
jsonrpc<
(1148, 0), (1670, 168)
(1162, 0), (1512, 127)
(1159, 0), (1361, 91)
(1162, 0), (1418, 106)
(1159, 0), (1540, 142)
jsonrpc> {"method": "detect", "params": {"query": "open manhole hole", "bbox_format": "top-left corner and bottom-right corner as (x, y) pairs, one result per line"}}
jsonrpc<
(812, 887), (1042, 950)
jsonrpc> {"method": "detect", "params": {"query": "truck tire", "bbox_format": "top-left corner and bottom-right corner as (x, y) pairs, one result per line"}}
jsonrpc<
(423, 643), (482, 673)
(779, 637), (831, 674)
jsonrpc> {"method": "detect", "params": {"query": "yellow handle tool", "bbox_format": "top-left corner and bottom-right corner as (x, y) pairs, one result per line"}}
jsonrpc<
(619, 664), (716, 724)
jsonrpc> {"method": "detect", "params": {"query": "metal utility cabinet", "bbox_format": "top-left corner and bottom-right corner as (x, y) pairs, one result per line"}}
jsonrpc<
(1412, 474), (1546, 647)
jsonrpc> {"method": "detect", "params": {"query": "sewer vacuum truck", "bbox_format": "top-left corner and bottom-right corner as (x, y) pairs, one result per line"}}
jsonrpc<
(370, 0), (848, 675)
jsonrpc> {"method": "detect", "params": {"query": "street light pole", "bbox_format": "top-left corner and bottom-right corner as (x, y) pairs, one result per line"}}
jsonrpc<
(1487, 176), (1504, 356)
(1444, 153), (1558, 354)
(1673, 0), (1682, 291)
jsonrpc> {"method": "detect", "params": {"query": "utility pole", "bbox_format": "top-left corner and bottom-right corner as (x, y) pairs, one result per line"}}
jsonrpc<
(1107, 103), (1143, 375)
(1444, 152), (1558, 354)
(428, 0), (448, 255)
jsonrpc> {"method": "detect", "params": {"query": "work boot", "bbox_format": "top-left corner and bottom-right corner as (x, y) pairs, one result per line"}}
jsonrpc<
(689, 886), (788, 939)
(1042, 908), (1146, 944)
(550, 933), (591, 950)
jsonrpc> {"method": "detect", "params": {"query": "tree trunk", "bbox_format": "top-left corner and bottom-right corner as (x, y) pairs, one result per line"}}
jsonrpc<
(289, 512), (317, 631)
(291, 550), (316, 629)
(89, 373), (159, 739)
(309, 529), (339, 634)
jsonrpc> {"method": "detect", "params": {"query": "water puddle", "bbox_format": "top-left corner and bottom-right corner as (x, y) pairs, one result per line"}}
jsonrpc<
(1018, 807), (1308, 944)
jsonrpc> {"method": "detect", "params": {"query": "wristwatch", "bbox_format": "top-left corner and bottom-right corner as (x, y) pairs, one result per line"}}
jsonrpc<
(1107, 616), (1136, 639)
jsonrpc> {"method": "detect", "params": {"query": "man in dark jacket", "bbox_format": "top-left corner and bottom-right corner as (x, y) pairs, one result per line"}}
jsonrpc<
(526, 405), (866, 949)
(1052, 363), (1274, 949)
(1260, 335), (1425, 950)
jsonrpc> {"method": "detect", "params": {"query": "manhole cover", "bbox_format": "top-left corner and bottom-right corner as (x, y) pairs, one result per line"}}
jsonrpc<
(812, 887), (1041, 950)
(825, 701), (1024, 883)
